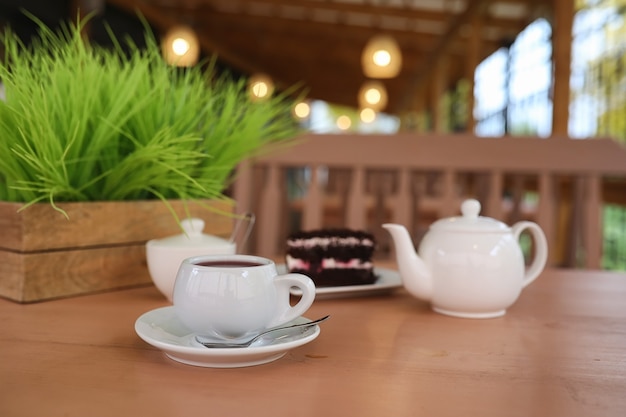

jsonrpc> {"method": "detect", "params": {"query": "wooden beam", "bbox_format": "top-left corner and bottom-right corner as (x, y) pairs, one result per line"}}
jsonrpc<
(106, 0), (268, 76)
(400, 0), (493, 112)
(163, 0), (532, 31)
(551, 0), (574, 137)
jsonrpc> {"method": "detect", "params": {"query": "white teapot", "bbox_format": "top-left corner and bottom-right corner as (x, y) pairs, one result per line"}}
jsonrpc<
(383, 199), (548, 318)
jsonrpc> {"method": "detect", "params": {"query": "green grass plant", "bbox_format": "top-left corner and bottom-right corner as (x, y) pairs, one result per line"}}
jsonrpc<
(0, 16), (300, 215)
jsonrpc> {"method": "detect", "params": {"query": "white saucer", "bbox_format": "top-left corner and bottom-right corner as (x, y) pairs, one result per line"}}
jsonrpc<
(282, 266), (402, 299)
(135, 307), (320, 368)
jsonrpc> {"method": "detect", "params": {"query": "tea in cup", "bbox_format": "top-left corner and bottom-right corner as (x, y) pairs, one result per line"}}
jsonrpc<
(173, 254), (316, 341)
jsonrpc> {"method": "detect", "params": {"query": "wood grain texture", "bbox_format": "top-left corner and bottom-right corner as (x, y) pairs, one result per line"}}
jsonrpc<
(0, 200), (234, 302)
(0, 245), (149, 302)
(0, 199), (234, 251)
(0, 266), (625, 417)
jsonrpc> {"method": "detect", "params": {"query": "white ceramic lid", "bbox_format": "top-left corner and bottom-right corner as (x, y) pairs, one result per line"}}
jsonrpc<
(148, 218), (234, 249)
(429, 199), (510, 233)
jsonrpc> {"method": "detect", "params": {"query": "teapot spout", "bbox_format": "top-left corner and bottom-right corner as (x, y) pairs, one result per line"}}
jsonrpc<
(382, 224), (433, 301)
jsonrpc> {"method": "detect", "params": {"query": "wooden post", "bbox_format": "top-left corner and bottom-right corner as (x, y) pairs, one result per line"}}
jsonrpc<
(465, 14), (483, 133)
(440, 169), (457, 217)
(392, 168), (412, 226)
(257, 165), (282, 257)
(537, 172), (556, 266)
(487, 170), (504, 219)
(584, 174), (603, 268)
(552, 0), (574, 137)
(347, 166), (367, 229)
(302, 165), (323, 230)
(432, 55), (449, 133)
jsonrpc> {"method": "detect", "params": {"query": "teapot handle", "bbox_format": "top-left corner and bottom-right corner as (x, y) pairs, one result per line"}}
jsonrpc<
(511, 221), (548, 288)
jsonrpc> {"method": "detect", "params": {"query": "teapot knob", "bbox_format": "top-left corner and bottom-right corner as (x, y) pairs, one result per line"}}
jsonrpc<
(180, 218), (205, 238)
(461, 199), (481, 218)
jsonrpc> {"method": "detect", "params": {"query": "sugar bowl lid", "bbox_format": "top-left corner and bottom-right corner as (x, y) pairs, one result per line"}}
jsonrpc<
(148, 218), (234, 249)
(429, 199), (510, 232)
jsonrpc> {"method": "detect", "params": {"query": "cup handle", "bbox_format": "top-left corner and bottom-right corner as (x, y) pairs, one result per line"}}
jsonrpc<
(269, 273), (316, 327)
(511, 221), (549, 288)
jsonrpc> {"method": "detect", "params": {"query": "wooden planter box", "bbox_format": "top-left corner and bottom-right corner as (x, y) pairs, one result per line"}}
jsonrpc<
(0, 200), (234, 303)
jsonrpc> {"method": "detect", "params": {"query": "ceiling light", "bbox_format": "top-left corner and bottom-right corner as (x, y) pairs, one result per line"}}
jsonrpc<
(360, 108), (377, 123)
(248, 73), (275, 101)
(358, 81), (388, 111)
(292, 100), (311, 120)
(361, 35), (402, 78)
(373, 50), (391, 67)
(172, 38), (190, 56)
(336, 115), (352, 130)
(162, 25), (199, 67)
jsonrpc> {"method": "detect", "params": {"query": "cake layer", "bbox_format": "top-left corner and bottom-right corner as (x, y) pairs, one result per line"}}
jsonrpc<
(288, 268), (377, 287)
(285, 228), (377, 287)
(286, 256), (372, 270)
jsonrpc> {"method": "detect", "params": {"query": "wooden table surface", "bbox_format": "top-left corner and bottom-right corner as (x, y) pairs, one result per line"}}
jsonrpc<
(1, 267), (625, 417)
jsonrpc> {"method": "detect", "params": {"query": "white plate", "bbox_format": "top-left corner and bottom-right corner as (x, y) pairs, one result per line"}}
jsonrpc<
(282, 266), (402, 299)
(135, 307), (320, 368)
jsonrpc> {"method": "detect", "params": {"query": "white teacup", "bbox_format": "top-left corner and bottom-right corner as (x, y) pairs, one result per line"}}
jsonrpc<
(173, 254), (316, 341)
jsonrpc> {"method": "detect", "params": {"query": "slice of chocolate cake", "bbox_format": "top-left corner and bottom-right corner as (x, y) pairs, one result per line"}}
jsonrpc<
(285, 228), (377, 287)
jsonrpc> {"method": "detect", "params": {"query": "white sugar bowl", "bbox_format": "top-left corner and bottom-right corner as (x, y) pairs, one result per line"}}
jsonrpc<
(146, 218), (236, 301)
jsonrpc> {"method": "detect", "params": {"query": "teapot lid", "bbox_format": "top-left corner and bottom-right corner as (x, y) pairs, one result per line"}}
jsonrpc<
(430, 199), (510, 232)
(149, 218), (234, 249)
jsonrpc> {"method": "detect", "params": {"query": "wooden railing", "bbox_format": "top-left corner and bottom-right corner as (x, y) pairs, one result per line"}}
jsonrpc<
(232, 133), (626, 269)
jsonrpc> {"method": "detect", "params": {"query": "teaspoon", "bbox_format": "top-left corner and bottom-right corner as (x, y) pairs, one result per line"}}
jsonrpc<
(195, 315), (330, 348)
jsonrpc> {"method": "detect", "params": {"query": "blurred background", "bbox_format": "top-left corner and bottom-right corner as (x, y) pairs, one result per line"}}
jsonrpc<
(1, 0), (625, 269)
